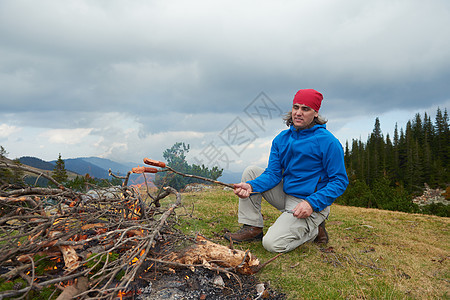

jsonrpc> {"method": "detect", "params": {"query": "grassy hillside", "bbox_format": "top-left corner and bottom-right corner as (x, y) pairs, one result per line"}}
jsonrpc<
(159, 187), (449, 299)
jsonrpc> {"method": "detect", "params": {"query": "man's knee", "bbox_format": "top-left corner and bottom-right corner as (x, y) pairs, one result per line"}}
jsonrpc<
(241, 165), (264, 182)
(262, 222), (312, 253)
(262, 235), (279, 253)
(262, 233), (290, 253)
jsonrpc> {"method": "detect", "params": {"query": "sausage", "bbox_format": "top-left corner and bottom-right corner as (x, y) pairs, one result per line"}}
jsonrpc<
(132, 166), (158, 173)
(143, 158), (166, 168)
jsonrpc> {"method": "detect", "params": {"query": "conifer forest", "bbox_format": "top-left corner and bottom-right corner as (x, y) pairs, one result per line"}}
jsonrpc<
(338, 107), (449, 217)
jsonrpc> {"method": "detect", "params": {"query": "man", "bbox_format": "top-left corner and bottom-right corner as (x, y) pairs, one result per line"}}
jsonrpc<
(225, 89), (348, 253)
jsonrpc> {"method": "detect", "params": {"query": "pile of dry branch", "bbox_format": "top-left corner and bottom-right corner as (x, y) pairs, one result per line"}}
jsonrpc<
(0, 159), (282, 300)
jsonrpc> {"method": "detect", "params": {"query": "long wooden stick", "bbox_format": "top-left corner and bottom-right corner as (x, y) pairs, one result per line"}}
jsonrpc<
(163, 166), (234, 189)
(141, 158), (235, 189)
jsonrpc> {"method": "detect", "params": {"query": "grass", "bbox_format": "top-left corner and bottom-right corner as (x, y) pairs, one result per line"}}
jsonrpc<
(157, 187), (449, 300)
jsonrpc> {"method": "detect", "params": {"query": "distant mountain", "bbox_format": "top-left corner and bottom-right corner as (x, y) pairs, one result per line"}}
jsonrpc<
(53, 158), (109, 179)
(18, 156), (142, 180)
(81, 157), (145, 184)
(81, 157), (136, 176)
(19, 156), (55, 171)
(17, 156), (78, 185)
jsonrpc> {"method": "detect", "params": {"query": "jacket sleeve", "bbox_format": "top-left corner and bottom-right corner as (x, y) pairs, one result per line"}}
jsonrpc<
(246, 137), (283, 192)
(305, 137), (349, 212)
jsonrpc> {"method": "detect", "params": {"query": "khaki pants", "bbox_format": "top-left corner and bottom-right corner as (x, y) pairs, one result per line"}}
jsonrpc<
(238, 166), (330, 253)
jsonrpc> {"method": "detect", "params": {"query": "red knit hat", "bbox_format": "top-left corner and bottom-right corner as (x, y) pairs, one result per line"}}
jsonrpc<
(293, 89), (323, 112)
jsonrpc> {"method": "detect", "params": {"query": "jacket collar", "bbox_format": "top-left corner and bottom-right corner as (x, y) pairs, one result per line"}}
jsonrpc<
(290, 123), (326, 134)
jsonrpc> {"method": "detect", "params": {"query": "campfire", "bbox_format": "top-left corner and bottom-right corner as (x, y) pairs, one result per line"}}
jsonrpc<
(0, 158), (285, 299)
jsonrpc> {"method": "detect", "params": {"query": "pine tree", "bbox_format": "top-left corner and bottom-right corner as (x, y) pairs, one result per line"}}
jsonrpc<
(0, 146), (13, 185)
(393, 123), (399, 147)
(357, 139), (366, 182)
(11, 158), (25, 185)
(423, 112), (434, 141)
(344, 140), (350, 170)
(435, 108), (445, 160)
(404, 121), (415, 191)
(392, 123), (400, 181)
(385, 133), (395, 179)
(0, 146), (25, 186)
(434, 108), (449, 185)
(441, 108), (449, 173)
(397, 128), (407, 184)
(347, 139), (360, 181)
(0, 146), (7, 159)
(412, 113), (423, 144)
(53, 153), (68, 184)
(367, 117), (385, 185)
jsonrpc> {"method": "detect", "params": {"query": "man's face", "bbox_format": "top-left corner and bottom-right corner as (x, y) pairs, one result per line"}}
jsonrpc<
(291, 104), (318, 129)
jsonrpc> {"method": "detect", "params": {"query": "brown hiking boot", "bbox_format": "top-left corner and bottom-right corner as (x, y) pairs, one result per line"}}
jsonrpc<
(224, 225), (263, 242)
(314, 221), (329, 244)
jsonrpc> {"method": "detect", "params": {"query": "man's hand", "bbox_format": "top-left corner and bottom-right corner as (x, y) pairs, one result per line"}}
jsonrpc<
(233, 182), (253, 198)
(292, 200), (313, 218)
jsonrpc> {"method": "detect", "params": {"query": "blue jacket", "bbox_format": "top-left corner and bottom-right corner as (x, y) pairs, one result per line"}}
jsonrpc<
(247, 124), (349, 212)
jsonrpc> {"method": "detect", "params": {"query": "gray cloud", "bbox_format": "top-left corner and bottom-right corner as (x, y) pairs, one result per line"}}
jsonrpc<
(1, 0), (449, 170)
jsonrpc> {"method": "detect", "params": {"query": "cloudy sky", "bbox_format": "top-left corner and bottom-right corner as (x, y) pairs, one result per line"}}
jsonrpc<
(1, 0), (449, 173)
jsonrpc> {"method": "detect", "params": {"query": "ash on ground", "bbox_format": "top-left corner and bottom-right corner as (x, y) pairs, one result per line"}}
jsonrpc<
(137, 267), (286, 300)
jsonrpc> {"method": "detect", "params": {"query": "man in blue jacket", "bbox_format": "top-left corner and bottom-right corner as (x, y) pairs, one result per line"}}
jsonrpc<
(225, 89), (349, 253)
